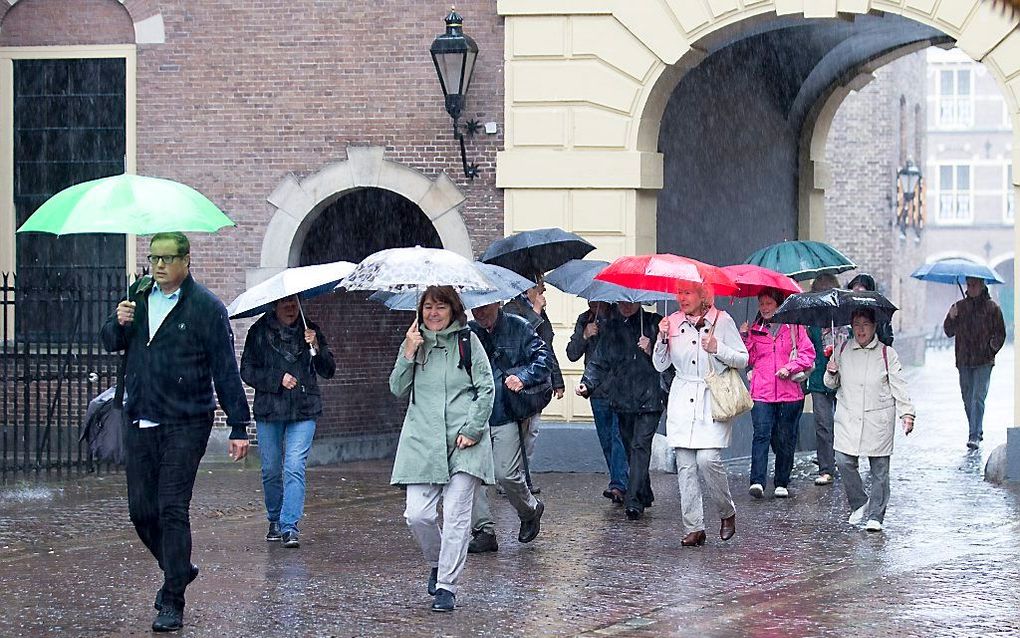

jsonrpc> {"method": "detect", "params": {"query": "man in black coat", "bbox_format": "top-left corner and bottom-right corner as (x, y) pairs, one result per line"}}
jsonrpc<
(100, 232), (250, 633)
(467, 302), (550, 553)
(577, 302), (663, 520)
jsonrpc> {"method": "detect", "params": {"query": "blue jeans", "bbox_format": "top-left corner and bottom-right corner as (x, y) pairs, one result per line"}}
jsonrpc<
(750, 400), (804, 488)
(959, 364), (993, 442)
(591, 398), (628, 492)
(257, 419), (316, 534)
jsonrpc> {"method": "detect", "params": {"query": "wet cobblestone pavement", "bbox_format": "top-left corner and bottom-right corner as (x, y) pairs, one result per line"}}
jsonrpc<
(1, 347), (1018, 637)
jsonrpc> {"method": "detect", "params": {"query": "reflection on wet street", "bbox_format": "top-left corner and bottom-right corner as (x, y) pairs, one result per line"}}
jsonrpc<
(1, 347), (1017, 637)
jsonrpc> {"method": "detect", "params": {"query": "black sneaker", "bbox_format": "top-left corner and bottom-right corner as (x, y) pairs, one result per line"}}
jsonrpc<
(282, 531), (300, 548)
(431, 588), (455, 612)
(625, 507), (643, 521)
(154, 564), (199, 611)
(152, 606), (184, 632)
(467, 530), (498, 553)
(266, 521), (282, 542)
(518, 500), (544, 543)
(427, 567), (438, 596)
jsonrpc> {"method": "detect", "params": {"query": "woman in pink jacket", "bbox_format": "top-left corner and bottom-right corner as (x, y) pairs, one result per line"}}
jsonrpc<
(739, 288), (815, 499)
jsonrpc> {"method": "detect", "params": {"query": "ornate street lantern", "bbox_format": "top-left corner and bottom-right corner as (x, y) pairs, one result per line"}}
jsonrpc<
(430, 7), (480, 179)
(895, 158), (925, 240)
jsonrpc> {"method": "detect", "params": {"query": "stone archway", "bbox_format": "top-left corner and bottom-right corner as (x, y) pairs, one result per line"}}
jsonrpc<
(0, 0), (166, 44)
(250, 146), (472, 288)
(499, 1), (1020, 443)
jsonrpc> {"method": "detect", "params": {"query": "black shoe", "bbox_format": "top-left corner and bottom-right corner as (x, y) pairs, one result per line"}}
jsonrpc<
(467, 530), (498, 554)
(266, 521), (282, 542)
(282, 531), (300, 548)
(152, 607), (184, 632)
(528, 483), (542, 495)
(427, 567), (438, 596)
(431, 588), (455, 612)
(625, 507), (643, 521)
(518, 500), (544, 543)
(154, 564), (199, 611)
(967, 438), (980, 449)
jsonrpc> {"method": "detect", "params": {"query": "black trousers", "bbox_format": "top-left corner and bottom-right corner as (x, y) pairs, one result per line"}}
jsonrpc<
(617, 411), (661, 512)
(124, 416), (213, 611)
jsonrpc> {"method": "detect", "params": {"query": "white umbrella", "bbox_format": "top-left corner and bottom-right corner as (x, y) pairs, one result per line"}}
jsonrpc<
(339, 246), (495, 294)
(227, 261), (356, 355)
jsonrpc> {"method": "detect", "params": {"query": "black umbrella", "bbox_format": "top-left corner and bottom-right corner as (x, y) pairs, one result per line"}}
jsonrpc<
(480, 228), (595, 279)
(772, 289), (897, 328)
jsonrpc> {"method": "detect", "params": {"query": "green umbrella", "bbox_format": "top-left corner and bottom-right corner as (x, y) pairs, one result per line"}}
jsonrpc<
(16, 174), (235, 235)
(744, 240), (856, 282)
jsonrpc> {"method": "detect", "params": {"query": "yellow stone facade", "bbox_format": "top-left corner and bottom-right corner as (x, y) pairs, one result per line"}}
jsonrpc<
(496, 0), (1020, 423)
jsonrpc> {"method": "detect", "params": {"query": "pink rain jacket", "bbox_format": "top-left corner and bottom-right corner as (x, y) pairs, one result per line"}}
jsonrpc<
(742, 322), (816, 403)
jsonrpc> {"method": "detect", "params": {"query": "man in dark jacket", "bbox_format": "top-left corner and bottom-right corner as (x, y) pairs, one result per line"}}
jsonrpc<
(565, 301), (628, 502)
(577, 302), (663, 520)
(943, 277), (1007, 448)
(503, 282), (564, 493)
(100, 232), (250, 633)
(467, 302), (550, 553)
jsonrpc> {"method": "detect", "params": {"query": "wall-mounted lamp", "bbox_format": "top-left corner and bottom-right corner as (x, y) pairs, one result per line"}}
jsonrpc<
(895, 158), (925, 241)
(430, 7), (480, 180)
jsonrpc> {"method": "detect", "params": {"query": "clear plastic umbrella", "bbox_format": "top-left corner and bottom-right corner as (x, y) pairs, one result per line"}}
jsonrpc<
(339, 246), (495, 294)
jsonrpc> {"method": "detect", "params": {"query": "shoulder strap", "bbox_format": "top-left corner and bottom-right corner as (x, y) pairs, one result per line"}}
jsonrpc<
(839, 340), (849, 356)
(457, 328), (477, 400)
(882, 345), (888, 373)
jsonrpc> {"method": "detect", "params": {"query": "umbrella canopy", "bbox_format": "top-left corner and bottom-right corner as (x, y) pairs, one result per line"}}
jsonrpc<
(772, 289), (897, 328)
(545, 259), (610, 295)
(226, 261), (356, 319)
(17, 174), (235, 235)
(480, 228), (595, 279)
(339, 246), (495, 294)
(721, 264), (803, 298)
(594, 254), (739, 296)
(910, 258), (1005, 286)
(575, 280), (674, 304)
(367, 262), (535, 310)
(744, 240), (856, 281)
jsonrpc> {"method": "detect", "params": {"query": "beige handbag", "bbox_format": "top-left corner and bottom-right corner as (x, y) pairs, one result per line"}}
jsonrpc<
(703, 316), (753, 421)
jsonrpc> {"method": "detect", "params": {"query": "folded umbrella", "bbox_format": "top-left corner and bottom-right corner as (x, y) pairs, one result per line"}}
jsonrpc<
(480, 228), (595, 279)
(772, 289), (897, 328)
(744, 240), (856, 282)
(594, 254), (739, 296)
(545, 259), (610, 295)
(721, 264), (803, 298)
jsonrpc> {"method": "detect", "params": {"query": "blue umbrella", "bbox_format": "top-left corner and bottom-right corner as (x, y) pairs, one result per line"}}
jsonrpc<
(575, 280), (674, 304)
(911, 258), (1004, 286)
(545, 259), (609, 295)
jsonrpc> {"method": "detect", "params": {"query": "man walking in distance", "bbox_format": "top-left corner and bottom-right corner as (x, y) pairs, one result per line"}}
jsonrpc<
(467, 302), (550, 553)
(100, 232), (251, 632)
(943, 276), (1007, 449)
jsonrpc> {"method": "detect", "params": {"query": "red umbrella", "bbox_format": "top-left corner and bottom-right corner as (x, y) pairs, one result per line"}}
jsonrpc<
(721, 264), (803, 298)
(595, 254), (739, 296)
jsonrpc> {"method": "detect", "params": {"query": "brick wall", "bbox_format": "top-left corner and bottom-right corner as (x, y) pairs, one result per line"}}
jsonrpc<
(3, 0), (505, 447)
(825, 52), (929, 347)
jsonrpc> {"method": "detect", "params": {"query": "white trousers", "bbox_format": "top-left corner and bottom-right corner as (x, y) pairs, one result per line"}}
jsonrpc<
(675, 447), (736, 534)
(404, 472), (481, 594)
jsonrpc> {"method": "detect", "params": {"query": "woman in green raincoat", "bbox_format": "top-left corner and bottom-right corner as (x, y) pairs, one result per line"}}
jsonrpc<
(389, 285), (495, 613)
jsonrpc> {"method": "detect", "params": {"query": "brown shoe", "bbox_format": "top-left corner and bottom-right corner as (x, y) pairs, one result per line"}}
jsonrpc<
(681, 530), (706, 547)
(720, 514), (736, 541)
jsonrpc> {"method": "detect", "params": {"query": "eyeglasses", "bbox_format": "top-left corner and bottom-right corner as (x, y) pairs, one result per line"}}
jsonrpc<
(146, 254), (187, 265)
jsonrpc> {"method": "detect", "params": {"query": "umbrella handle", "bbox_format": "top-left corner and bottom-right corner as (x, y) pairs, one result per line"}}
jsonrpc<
(297, 298), (317, 357)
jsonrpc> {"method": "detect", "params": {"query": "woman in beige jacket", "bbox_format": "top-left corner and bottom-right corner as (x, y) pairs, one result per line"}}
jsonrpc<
(824, 308), (915, 533)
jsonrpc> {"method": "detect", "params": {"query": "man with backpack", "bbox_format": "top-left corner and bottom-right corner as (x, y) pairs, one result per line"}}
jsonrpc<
(466, 301), (551, 553)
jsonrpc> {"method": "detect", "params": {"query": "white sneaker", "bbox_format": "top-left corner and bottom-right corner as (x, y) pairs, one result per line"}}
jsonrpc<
(774, 486), (789, 498)
(848, 504), (868, 525)
(748, 484), (764, 499)
(864, 519), (883, 532)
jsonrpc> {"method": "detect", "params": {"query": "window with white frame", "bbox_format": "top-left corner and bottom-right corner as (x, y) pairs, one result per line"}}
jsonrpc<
(1007, 164), (1015, 224)
(936, 164), (973, 223)
(936, 67), (973, 128)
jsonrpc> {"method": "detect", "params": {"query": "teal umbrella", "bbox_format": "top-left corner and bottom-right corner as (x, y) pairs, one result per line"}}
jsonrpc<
(16, 174), (235, 235)
(744, 240), (856, 282)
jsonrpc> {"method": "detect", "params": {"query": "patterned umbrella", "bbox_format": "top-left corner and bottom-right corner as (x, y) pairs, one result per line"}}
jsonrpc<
(339, 246), (495, 294)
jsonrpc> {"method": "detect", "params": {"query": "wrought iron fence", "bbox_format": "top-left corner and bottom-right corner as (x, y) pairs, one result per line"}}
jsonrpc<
(1, 269), (125, 481)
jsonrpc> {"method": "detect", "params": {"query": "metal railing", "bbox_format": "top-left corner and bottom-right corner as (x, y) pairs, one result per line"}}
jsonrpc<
(1, 269), (125, 481)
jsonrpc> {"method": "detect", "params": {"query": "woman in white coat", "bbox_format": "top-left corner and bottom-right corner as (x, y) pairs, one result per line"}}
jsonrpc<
(653, 282), (749, 547)
(824, 308), (915, 533)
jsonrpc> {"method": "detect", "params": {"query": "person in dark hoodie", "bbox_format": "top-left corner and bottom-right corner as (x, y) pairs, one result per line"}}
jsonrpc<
(577, 301), (664, 521)
(503, 280), (564, 494)
(240, 294), (335, 549)
(943, 277), (1007, 449)
(100, 232), (250, 633)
